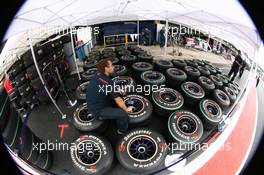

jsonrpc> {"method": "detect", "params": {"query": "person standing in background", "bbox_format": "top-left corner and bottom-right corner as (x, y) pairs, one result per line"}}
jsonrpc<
(228, 50), (243, 81)
(239, 59), (246, 78)
(159, 27), (165, 48)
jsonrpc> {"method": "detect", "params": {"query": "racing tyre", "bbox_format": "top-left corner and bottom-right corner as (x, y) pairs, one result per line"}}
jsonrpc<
(209, 75), (223, 89)
(168, 110), (203, 143)
(223, 87), (237, 104)
(76, 81), (90, 101)
(73, 103), (106, 132)
(197, 76), (215, 95)
(82, 68), (97, 81)
(198, 99), (223, 130)
(116, 128), (167, 173)
(152, 88), (184, 116)
(154, 60), (173, 74)
(166, 68), (187, 90)
(212, 89), (230, 112)
(180, 82), (205, 106)
(184, 66), (200, 82)
(70, 134), (114, 175)
(172, 59), (187, 69)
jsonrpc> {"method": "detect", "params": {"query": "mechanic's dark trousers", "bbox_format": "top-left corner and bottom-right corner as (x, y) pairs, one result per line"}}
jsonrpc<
(239, 67), (244, 78)
(99, 107), (129, 132)
(228, 66), (239, 81)
(256, 78), (260, 87)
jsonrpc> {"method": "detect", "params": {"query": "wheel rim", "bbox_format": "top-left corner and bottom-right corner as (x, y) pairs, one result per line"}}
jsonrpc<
(177, 116), (197, 134)
(159, 60), (170, 65)
(206, 103), (218, 116)
(218, 92), (227, 101)
(115, 65), (125, 73)
(170, 69), (183, 75)
(78, 106), (95, 122)
(187, 84), (200, 93)
(160, 92), (177, 103)
(144, 72), (161, 80)
(76, 140), (101, 166)
(128, 135), (157, 162)
(137, 63), (149, 68)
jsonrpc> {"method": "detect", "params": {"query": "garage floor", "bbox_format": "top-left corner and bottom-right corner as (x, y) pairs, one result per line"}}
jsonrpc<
(24, 55), (250, 175)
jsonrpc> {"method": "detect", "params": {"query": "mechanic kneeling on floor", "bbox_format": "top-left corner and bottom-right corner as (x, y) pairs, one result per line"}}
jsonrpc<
(86, 58), (134, 134)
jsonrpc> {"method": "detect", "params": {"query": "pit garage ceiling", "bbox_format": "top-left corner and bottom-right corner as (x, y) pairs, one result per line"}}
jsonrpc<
(3, 0), (261, 59)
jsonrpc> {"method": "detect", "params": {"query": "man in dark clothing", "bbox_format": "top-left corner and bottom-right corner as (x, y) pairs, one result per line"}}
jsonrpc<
(159, 27), (165, 48)
(228, 50), (243, 81)
(239, 59), (246, 78)
(86, 58), (133, 134)
(256, 75), (261, 87)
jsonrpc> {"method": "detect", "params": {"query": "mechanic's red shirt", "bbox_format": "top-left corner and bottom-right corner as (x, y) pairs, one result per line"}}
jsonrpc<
(4, 77), (13, 94)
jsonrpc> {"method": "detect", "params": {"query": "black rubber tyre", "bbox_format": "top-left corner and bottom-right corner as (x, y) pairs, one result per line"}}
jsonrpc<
(212, 89), (230, 111)
(223, 87), (237, 104)
(73, 103), (105, 132)
(0, 87), (10, 132)
(172, 59), (187, 69)
(133, 48), (146, 56)
(180, 81), (205, 105)
(24, 92), (37, 105)
(124, 95), (152, 125)
(120, 55), (137, 68)
(116, 128), (167, 173)
(166, 68), (187, 90)
(2, 107), (21, 146)
(21, 47), (45, 68)
(202, 60), (212, 66)
(88, 51), (101, 60)
(112, 76), (136, 95)
(152, 88), (184, 116)
(168, 110), (203, 143)
(70, 134), (114, 175)
(30, 77), (43, 91)
(83, 59), (98, 70)
(140, 71), (166, 86)
(215, 67), (223, 74)
(15, 71), (27, 87)
(197, 66), (210, 77)
(137, 54), (154, 63)
(198, 99), (223, 130)
(111, 57), (119, 64)
(183, 66), (201, 82)
(102, 47), (114, 54)
(205, 65), (217, 75)
(216, 74), (230, 86)
(193, 59), (205, 66)
(18, 83), (32, 97)
(111, 65), (128, 77)
(11, 59), (25, 77)
(34, 147), (52, 170)
(154, 60), (173, 73)
(118, 50), (131, 58)
(209, 75), (223, 89)
(184, 59), (198, 68)
(17, 127), (40, 165)
(26, 64), (39, 80)
(103, 52), (116, 58)
(76, 81), (90, 101)
(82, 68), (97, 81)
(197, 76), (215, 95)
(132, 62), (153, 80)
(227, 83), (239, 95)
